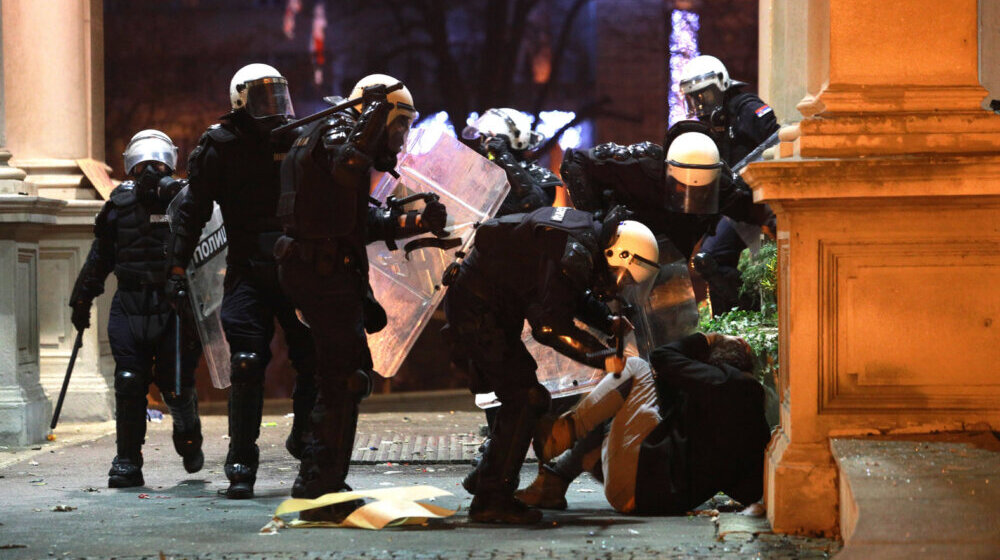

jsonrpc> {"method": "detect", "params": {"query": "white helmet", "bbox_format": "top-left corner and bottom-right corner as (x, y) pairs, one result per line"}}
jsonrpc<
(678, 55), (738, 119)
(461, 108), (543, 152)
(604, 220), (660, 290)
(122, 129), (177, 176)
(229, 63), (295, 119)
(666, 132), (722, 214)
(350, 74), (417, 128)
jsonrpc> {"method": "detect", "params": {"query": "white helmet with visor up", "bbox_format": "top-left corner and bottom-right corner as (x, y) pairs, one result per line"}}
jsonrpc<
(461, 108), (543, 152)
(604, 220), (660, 294)
(229, 63), (295, 120)
(123, 129), (178, 176)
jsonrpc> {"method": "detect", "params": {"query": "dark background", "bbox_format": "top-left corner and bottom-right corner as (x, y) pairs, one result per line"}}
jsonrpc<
(105, 0), (759, 401)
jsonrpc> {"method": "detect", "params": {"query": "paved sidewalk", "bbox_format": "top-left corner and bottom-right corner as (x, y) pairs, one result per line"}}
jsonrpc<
(0, 412), (840, 559)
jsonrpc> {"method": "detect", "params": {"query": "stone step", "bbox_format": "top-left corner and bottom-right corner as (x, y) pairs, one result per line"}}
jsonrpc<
(831, 432), (1000, 559)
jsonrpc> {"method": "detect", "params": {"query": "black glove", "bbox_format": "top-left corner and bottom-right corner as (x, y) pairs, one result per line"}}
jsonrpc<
(361, 84), (390, 107)
(517, 189), (549, 212)
(70, 299), (91, 331)
(420, 200), (448, 236)
(484, 135), (511, 157)
(157, 176), (186, 204)
(165, 273), (188, 306)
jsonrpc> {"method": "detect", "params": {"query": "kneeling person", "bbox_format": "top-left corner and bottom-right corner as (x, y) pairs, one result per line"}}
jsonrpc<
(443, 206), (659, 523)
(528, 332), (770, 514)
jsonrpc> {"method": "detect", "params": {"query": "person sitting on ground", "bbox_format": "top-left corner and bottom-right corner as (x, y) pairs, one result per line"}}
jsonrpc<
(521, 332), (771, 515)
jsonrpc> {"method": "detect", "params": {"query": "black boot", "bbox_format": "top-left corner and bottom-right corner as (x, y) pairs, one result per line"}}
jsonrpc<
(225, 352), (265, 499)
(286, 375), (315, 460)
(292, 372), (367, 521)
(110, 370), (148, 489)
(108, 455), (144, 488)
(165, 388), (204, 474)
(468, 385), (549, 524)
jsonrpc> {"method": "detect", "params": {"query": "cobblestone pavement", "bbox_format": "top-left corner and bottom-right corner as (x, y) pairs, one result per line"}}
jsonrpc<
(0, 414), (841, 559)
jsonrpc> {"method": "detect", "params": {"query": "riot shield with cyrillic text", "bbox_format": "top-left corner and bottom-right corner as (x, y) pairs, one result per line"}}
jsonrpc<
(367, 124), (509, 379)
(167, 187), (231, 388)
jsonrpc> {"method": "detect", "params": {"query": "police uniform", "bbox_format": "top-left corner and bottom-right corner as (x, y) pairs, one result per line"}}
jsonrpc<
(484, 139), (561, 216)
(444, 206), (617, 522)
(275, 99), (428, 502)
(71, 180), (203, 484)
(166, 109), (317, 497)
(697, 89), (779, 315)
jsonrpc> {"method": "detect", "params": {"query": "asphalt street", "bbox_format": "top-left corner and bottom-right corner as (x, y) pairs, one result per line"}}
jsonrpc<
(0, 413), (840, 559)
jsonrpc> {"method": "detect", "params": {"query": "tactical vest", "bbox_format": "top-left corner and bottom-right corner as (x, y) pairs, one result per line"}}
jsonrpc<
(472, 206), (600, 276)
(109, 183), (171, 288)
(198, 118), (288, 266)
(278, 114), (367, 241)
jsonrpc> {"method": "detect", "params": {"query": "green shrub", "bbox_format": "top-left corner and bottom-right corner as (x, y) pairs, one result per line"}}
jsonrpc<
(698, 241), (779, 386)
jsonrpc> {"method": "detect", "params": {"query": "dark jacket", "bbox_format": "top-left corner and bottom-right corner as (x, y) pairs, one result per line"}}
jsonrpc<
(633, 333), (771, 515)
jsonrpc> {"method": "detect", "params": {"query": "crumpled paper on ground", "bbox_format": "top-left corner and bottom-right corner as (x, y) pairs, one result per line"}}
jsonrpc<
(263, 485), (455, 531)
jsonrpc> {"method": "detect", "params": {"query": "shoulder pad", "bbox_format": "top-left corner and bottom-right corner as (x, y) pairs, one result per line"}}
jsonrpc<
(592, 142), (631, 162)
(204, 123), (238, 144)
(559, 237), (594, 288)
(627, 141), (664, 161)
(109, 181), (137, 206)
(524, 162), (563, 188)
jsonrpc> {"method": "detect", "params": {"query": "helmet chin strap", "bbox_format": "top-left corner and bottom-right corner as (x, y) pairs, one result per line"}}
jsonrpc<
(709, 108), (728, 132)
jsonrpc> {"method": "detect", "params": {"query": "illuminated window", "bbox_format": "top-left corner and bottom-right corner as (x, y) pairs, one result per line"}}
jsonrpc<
(669, 9), (700, 125)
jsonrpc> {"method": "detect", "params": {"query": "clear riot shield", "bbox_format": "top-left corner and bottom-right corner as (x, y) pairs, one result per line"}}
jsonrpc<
(167, 187), (231, 389)
(476, 237), (698, 409)
(367, 124), (509, 379)
(629, 236), (699, 358)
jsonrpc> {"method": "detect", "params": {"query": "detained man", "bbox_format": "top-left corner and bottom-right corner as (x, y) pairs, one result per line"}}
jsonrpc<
(524, 332), (771, 515)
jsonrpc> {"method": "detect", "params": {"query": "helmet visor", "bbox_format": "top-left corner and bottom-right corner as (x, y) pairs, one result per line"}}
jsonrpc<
(682, 83), (724, 119)
(123, 137), (177, 176)
(666, 164), (720, 214)
(244, 77), (295, 119)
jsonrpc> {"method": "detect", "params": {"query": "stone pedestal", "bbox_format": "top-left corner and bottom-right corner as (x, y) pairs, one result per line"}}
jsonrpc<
(0, 195), (66, 445)
(747, 0), (1000, 537)
(37, 200), (115, 422)
(2, 0), (113, 421)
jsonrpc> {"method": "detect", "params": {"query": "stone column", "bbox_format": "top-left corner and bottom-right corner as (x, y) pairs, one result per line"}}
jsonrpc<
(746, 0), (1000, 536)
(0, 5), (60, 445)
(2, 0), (113, 422)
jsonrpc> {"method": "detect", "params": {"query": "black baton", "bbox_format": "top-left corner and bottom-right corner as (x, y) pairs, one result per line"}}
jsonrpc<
(271, 82), (405, 138)
(50, 329), (84, 430)
(175, 290), (186, 397)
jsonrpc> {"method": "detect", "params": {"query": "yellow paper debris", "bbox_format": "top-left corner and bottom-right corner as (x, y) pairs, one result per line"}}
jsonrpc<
(271, 485), (456, 530)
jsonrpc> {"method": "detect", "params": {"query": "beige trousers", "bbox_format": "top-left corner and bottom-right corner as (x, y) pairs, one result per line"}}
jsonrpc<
(572, 356), (661, 513)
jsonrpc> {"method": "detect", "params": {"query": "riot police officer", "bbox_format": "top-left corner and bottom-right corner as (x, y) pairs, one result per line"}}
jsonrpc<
(443, 206), (658, 523)
(276, 74), (447, 522)
(461, 107), (564, 466)
(561, 126), (752, 257)
(70, 130), (202, 488)
(461, 108), (560, 215)
(679, 55), (780, 314)
(165, 64), (317, 499)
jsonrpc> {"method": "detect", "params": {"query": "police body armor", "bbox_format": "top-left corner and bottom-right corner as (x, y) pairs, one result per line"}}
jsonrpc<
(471, 206), (600, 287)
(278, 117), (365, 241)
(108, 182), (173, 319)
(192, 118), (288, 272)
(561, 142), (716, 258)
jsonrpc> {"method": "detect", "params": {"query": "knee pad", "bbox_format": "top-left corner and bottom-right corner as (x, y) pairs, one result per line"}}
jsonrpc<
(230, 352), (264, 385)
(525, 384), (552, 415)
(114, 369), (147, 398)
(346, 369), (373, 402)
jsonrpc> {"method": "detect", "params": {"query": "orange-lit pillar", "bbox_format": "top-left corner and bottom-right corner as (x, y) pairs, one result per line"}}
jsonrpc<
(747, 0), (1000, 536)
